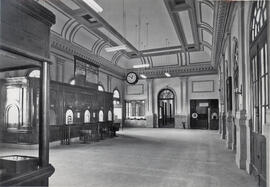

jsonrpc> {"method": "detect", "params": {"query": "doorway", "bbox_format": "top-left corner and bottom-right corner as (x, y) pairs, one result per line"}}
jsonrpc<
(158, 89), (175, 128)
(190, 99), (219, 130)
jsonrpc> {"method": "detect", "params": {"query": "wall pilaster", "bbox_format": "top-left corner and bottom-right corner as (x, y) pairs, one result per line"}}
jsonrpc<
(235, 110), (247, 169)
(226, 111), (233, 149)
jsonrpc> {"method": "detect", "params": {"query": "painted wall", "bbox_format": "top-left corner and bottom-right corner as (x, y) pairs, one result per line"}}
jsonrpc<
(188, 75), (219, 100)
(124, 74), (218, 128)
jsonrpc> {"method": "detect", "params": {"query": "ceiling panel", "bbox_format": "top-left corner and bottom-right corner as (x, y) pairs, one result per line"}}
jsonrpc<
(152, 54), (178, 67)
(96, 0), (180, 50)
(189, 51), (211, 63)
(200, 2), (214, 27)
(178, 10), (194, 44)
(202, 29), (213, 45)
(60, 0), (80, 10)
(203, 45), (212, 57)
(73, 27), (99, 50)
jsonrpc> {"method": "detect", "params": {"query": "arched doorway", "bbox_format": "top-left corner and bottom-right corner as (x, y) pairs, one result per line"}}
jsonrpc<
(249, 1), (268, 186)
(158, 89), (175, 128)
(6, 104), (20, 130)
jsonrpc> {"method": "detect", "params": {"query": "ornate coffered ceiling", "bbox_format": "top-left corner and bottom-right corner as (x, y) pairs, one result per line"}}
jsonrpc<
(38, 0), (219, 77)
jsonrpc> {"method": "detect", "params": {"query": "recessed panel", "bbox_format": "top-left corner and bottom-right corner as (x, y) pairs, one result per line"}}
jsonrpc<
(178, 10), (194, 44)
(73, 27), (99, 50)
(100, 44), (117, 62)
(189, 51), (211, 63)
(152, 54), (178, 67)
(127, 84), (144, 95)
(200, 3), (214, 27)
(204, 46), (212, 57)
(97, 0), (181, 50)
(98, 28), (132, 52)
(192, 80), (214, 93)
(202, 30), (212, 45)
(60, 0), (80, 10)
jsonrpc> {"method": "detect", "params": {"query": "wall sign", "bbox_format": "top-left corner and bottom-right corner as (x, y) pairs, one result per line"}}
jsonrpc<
(74, 55), (99, 86)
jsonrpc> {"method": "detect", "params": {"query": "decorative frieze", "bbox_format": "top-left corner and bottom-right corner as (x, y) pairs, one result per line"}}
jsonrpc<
(128, 64), (217, 78)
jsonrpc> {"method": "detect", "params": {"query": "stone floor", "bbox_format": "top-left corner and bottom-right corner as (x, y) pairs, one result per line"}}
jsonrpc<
(0, 128), (257, 187)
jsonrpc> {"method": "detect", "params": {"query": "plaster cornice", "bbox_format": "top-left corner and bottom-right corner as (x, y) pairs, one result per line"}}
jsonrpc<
(212, 1), (232, 68)
(128, 63), (217, 79)
(50, 33), (125, 79)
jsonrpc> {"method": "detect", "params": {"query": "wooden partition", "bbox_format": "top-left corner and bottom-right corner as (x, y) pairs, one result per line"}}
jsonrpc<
(0, 77), (113, 144)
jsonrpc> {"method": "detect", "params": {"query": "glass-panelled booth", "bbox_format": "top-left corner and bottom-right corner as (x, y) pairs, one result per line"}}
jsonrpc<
(0, 75), (114, 144)
(0, 0), (56, 185)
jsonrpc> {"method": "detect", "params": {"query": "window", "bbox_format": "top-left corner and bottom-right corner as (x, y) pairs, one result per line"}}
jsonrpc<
(65, 109), (74, 125)
(251, 0), (267, 42)
(113, 89), (120, 105)
(250, 0), (268, 133)
(108, 110), (112, 121)
(70, 79), (75, 85)
(84, 110), (91, 123)
(28, 70), (40, 78)
(98, 110), (104, 122)
(98, 84), (104, 92)
(126, 100), (145, 119)
(6, 105), (20, 129)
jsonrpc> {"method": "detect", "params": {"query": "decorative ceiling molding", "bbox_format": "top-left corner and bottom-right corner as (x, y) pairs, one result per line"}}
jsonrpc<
(164, 0), (200, 51)
(212, 1), (233, 68)
(45, 0), (129, 62)
(50, 33), (125, 78)
(72, 0), (139, 53)
(128, 63), (217, 79)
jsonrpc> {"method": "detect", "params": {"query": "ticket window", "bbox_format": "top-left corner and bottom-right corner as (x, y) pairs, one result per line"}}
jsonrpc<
(98, 110), (104, 122)
(84, 110), (90, 123)
(65, 109), (73, 125)
(108, 110), (112, 121)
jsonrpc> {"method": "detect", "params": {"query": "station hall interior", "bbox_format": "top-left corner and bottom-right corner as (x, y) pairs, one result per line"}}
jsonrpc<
(0, 0), (269, 186)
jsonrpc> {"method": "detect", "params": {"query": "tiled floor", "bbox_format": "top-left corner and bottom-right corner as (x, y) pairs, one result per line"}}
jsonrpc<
(0, 128), (257, 187)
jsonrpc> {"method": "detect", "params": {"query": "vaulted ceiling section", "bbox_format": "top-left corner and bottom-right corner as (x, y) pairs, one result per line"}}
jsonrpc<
(39, 0), (217, 77)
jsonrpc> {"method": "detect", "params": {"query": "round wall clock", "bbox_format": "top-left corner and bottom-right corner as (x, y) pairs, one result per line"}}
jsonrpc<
(126, 72), (138, 84)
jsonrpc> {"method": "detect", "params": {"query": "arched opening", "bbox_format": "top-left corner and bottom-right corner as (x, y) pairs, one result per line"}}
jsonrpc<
(113, 89), (120, 104)
(98, 110), (104, 122)
(113, 89), (122, 122)
(98, 84), (104, 92)
(28, 69), (40, 78)
(65, 109), (74, 125)
(249, 1), (267, 185)
(69, 78), (75, 85)
(49, 109), (57, 125)
(6, 104), (20, 130)
(158, 89), (175, 128)
(108, 110), (112, 121)
(84, 110), (91, 123)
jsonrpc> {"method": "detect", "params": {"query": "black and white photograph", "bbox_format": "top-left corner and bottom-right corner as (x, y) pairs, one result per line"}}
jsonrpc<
(0, 0), (269, 186)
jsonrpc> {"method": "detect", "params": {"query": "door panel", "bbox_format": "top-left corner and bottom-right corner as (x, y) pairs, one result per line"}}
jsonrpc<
(190, 99), (219, 130)
(251, 132), (266, 187)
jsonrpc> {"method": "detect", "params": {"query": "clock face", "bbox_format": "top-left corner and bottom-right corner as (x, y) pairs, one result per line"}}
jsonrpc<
(126, 72), (138, 84)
